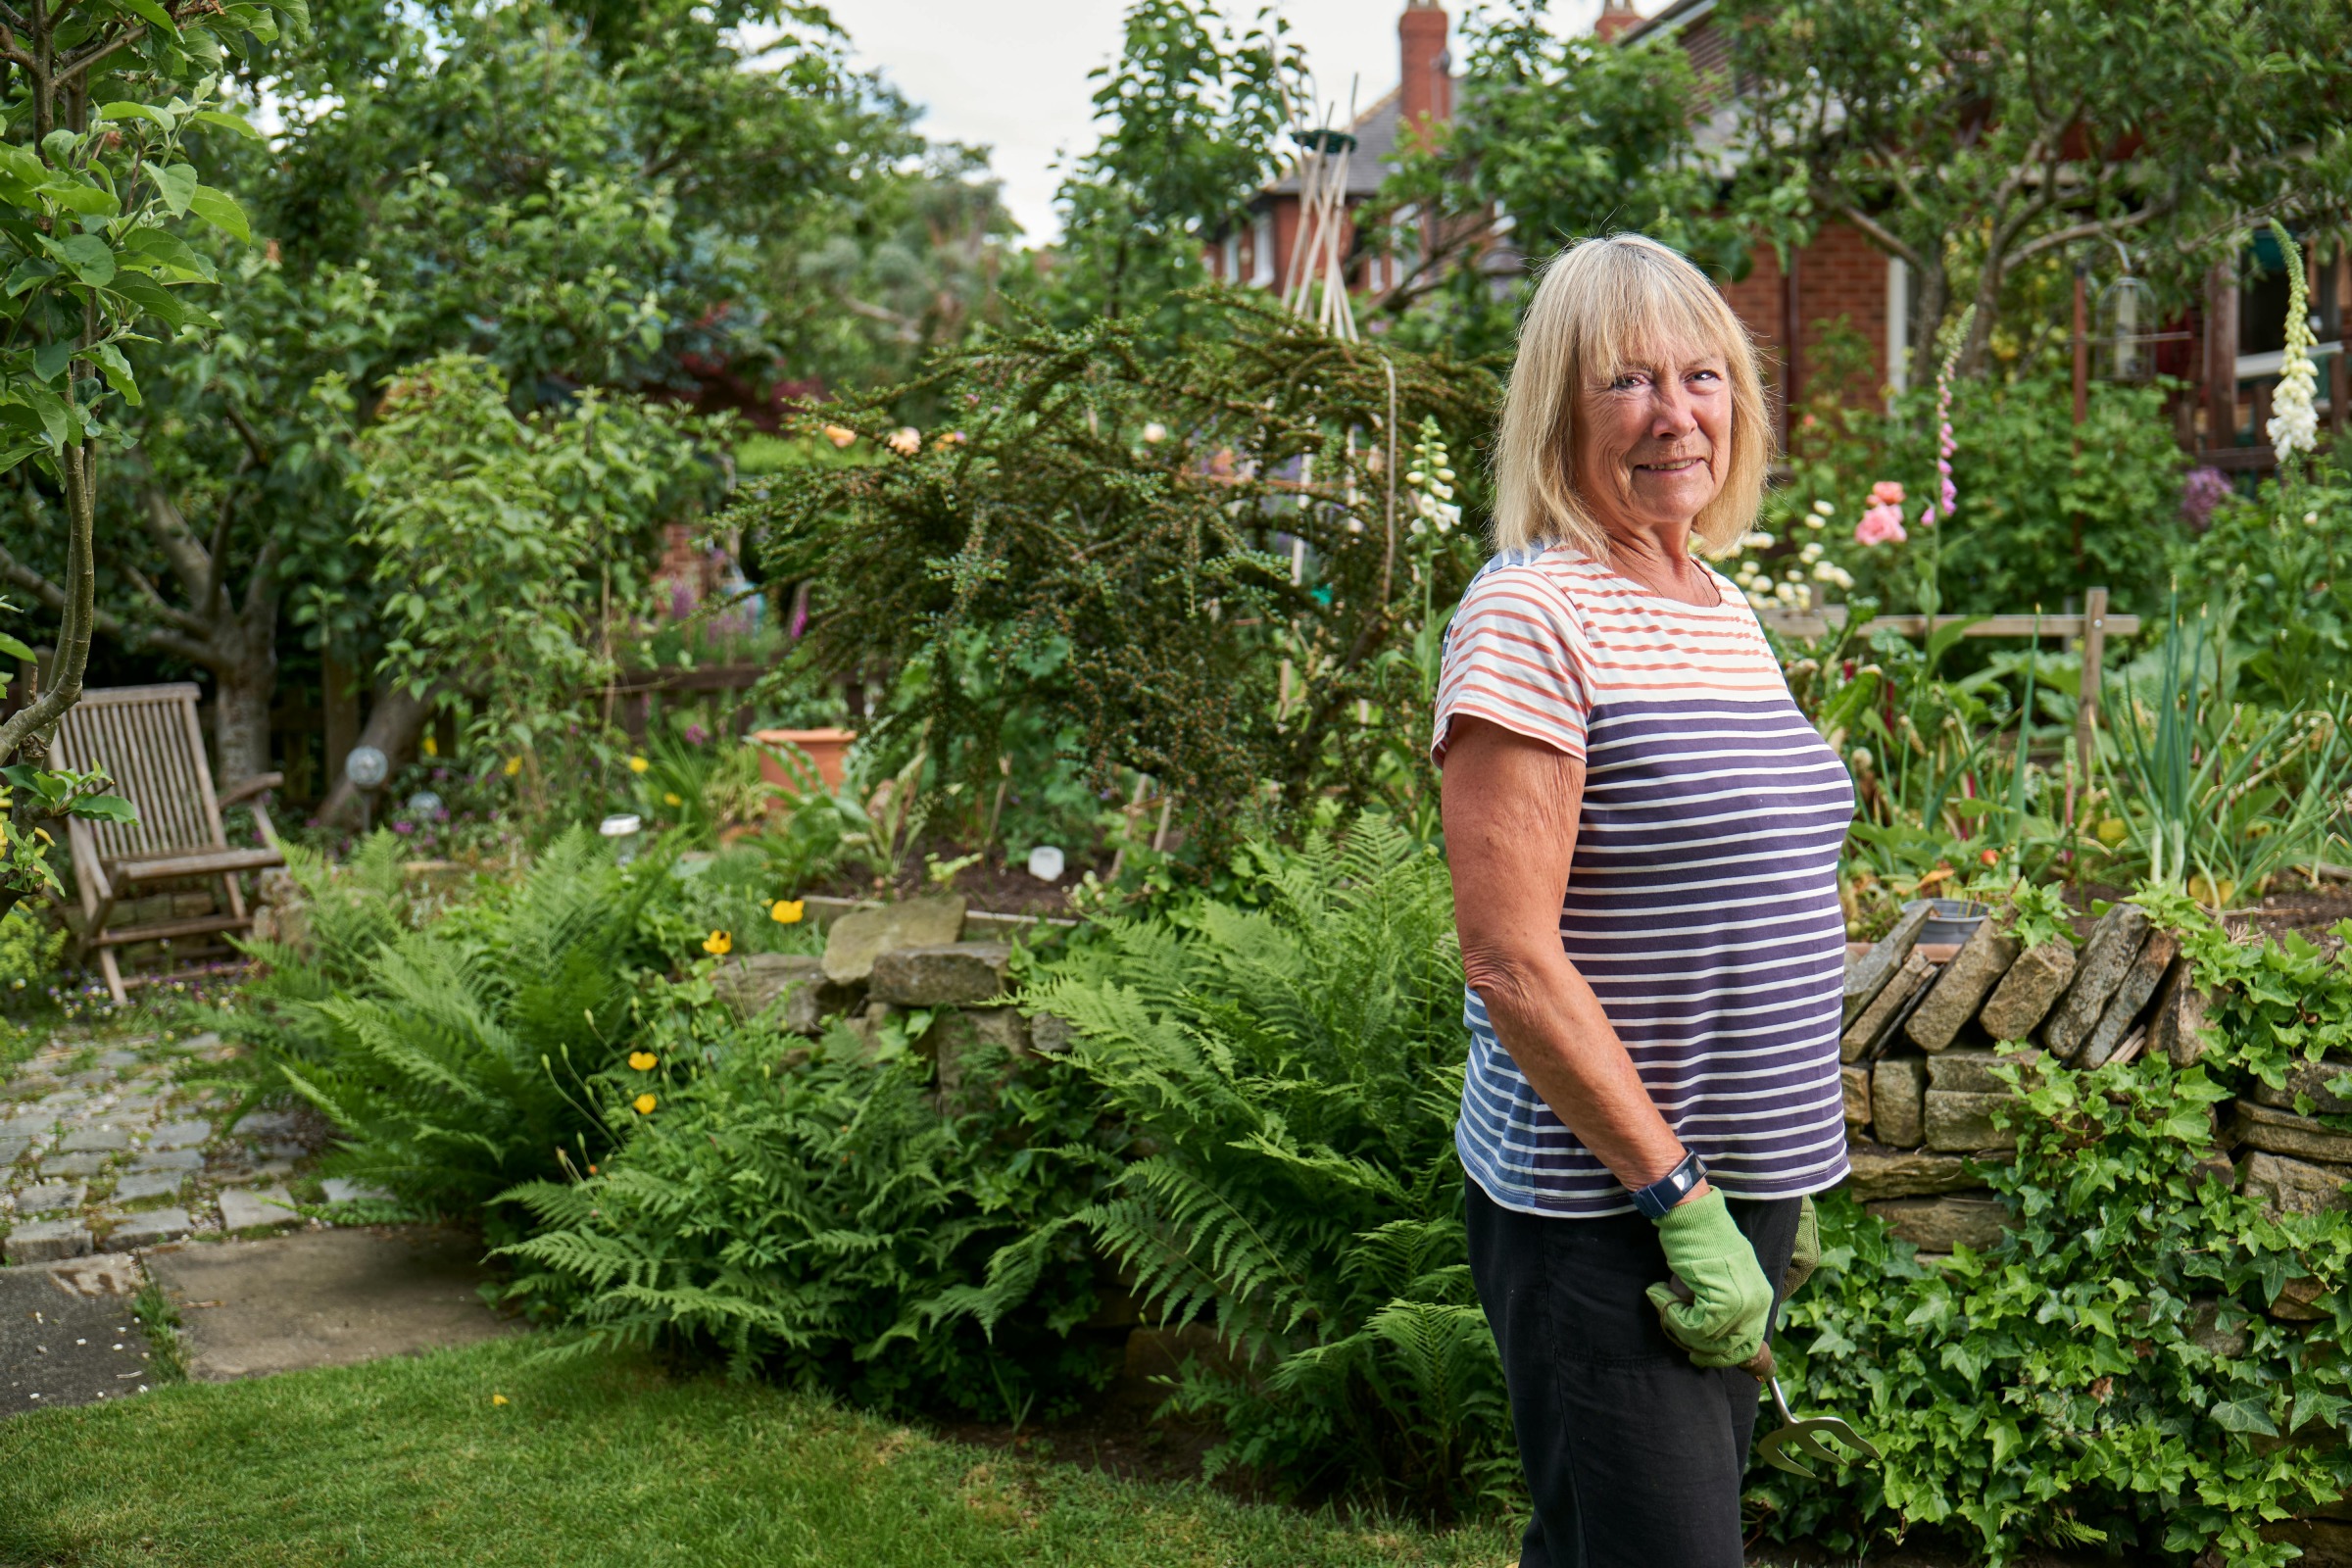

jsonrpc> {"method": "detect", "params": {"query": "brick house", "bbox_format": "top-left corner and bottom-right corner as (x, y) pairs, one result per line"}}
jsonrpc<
(1214, 0), (2345, 461)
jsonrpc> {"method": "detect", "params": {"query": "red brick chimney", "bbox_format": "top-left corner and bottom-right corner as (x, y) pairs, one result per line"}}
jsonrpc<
(1398, 2), (1451, 140)
(1594, 0), (1643, 42)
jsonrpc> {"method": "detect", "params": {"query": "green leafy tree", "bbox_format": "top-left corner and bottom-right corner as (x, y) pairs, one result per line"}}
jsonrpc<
(1368, 0), (1753, 354)
(1719, 0), (2352, 373)
(340, 353), (727, 784)
(0, 0), (304, 911)
(1048, 0), (1301, 327)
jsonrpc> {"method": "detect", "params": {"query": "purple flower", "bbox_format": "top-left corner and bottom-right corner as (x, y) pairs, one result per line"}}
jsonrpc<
(2181, 466), (2230, 531)
(682, 721), (710, 747)
(392, 820), (413, 835)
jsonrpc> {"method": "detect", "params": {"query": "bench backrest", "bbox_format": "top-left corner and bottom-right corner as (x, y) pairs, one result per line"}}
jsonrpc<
(47, 683), (226, 863)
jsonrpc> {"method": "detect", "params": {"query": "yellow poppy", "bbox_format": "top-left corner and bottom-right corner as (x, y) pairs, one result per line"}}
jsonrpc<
(628, 1051), (658, 1071)
(628, 755), (650, 774)
(770, 899), (805, 925)
(633, 1093), (658, 1115)
(503, 756), (523, 777)
(491, 1394), (509, 1406)
(663, 791), (683, 807)
(702, 930), (733, 956)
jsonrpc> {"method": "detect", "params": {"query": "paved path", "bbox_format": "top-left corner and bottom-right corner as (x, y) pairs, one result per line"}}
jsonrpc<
(147, 1226), (512, 1381)
(0, 1251), (157, 1411)
(1, 1030), (503, 1414)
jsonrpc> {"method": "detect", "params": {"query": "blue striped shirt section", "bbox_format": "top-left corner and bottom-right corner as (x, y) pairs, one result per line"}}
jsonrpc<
(1433, 546), (1855, 1217)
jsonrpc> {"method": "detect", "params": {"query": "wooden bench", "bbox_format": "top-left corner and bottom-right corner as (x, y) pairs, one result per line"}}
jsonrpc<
(48, 683), (284, 1004)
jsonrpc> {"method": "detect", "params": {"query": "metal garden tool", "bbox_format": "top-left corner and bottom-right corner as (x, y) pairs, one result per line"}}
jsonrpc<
(1740, 1338), (1883, 1481)
(1663, 1274), (1881, 1481)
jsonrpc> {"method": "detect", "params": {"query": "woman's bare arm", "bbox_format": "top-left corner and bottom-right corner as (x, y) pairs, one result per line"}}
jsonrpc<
(1441, 715), (1700, 1199)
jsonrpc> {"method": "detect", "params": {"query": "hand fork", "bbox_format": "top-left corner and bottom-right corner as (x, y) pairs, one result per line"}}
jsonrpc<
(1740, 1339), (1883, 1481)
(1666, 1275), (1881, 1482)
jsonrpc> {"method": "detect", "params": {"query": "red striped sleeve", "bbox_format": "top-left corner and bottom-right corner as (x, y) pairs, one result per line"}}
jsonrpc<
(1433, 561), (1594, 763)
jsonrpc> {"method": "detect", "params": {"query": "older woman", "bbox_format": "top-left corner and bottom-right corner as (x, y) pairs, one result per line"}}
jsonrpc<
(1434, 235), (1854, 1565)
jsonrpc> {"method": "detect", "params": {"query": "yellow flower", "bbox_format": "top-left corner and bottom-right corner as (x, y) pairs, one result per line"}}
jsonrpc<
(628, 1051), (658, 1071)
(491, 1394), (509, 1406)
(633, 1093), (658, 1115)
(627, 755), (650, 774)
(770, 899), (805, 925)
(702, 930), (733, 956)
(821, 423), (858, 449)
(503, 756), (523, 777)
(663, 791), (683, 807)
(421, 734), (438, 758)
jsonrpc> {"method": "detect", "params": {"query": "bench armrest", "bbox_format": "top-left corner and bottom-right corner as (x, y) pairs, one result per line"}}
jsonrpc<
(218, 771), (284, 808)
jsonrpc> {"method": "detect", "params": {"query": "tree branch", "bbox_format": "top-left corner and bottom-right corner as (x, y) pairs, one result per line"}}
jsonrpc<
(1810, 184), (1924, 270)
(0, 539), (220, 667)
(54, 23), (146, 87)
(119, 560), (213, 636)
(2010, 192), (2183, 267)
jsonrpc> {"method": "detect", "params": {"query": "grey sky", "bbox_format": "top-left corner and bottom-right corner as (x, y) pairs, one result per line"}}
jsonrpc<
(821, 1), (1608, 243)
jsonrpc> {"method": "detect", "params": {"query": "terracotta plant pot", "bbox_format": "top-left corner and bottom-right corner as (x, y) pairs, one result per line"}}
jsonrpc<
(753, 728), (858, 796)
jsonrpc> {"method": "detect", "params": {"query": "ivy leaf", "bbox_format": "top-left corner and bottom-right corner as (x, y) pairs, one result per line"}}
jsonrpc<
(2209, 1396), (2280, 1437)
(186, 183), (251, 243)
(2291, 1390), (2350, 1433)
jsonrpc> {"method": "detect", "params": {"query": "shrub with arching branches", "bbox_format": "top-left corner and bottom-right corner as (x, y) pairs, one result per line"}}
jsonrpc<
(733, 298), (1499, 853)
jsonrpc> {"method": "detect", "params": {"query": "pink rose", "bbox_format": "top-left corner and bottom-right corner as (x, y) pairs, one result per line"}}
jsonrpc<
(1855, 505), (1907, 546)
(1869, 480), (1906, 507)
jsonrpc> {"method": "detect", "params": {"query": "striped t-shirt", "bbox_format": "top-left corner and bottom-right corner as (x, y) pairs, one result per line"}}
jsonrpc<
(1432, 545), (1854, 1217)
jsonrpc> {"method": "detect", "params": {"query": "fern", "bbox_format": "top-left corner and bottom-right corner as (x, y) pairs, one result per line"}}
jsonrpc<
(992, 813), (1514, 1516)
(496, 1019), (1121, 1419)
(222, 828), (672, 1220)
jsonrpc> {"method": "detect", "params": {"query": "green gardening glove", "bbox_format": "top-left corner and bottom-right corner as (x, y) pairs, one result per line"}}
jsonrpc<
(1644, 1189), (1776, 1369)
(1782, 1195), (1821, 1302)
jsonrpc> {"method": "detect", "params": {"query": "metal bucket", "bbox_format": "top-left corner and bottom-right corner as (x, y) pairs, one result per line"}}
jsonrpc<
(1900, 897), (1989, 947)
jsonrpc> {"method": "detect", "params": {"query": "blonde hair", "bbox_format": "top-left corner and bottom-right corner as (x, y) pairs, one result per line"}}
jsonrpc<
(1492, 234), (1772, 560)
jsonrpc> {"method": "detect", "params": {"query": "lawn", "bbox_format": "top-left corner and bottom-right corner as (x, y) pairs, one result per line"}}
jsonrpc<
(0, 1337), (1518, 1568)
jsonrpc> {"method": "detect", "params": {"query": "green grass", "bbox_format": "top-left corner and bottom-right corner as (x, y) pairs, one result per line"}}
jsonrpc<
(0, 1337), (1518, 1567)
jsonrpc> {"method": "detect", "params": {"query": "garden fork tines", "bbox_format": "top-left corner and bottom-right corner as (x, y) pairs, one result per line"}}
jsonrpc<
(1743, 1340), (1883, 1482)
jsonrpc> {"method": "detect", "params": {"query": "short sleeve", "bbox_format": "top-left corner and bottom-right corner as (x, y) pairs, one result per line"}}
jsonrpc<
(1431, 562), (1594, 764)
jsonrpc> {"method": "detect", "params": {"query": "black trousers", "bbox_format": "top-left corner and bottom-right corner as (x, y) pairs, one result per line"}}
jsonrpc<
(1466, 1182), (1802, 1568)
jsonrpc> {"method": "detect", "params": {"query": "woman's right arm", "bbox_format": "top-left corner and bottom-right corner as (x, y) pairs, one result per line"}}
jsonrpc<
(1441, 714), (1699, 1200)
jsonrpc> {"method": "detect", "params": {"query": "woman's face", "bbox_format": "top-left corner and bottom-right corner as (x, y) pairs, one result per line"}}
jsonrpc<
(1573, 337), (1732, 540)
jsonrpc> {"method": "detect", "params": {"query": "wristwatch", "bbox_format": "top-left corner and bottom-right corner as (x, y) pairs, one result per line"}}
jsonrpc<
(1630, 1150), (1706, 1221)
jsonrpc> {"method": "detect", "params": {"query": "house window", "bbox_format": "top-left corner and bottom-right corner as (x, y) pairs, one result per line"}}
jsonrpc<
(1251, 211), (1276, 288)
(1221, 230), (1240, 284)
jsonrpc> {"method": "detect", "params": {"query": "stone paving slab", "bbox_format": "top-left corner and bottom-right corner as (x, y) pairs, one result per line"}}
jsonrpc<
(148, 1119), (213, 1151)
(111, 1171), (184, 1203)
(4, 1219), (91, 1264)
(11, 1181), (82, 1215)
(0, 1251), (157, 1415)
(217, 1187), (297, 1232)
(39, 1152), (108, 1178)
(109, 1208), (195, 1250)
(147, 1226), (514, 1381)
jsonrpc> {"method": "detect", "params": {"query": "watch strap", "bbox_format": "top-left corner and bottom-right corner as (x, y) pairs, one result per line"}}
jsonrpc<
(1630, 1151), (1706, 1221)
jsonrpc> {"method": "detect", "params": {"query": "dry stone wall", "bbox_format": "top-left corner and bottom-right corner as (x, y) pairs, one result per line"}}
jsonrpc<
(1837, 903), (2352, 1274)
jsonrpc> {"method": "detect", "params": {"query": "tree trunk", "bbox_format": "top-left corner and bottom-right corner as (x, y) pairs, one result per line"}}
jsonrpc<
(313, 679), (434, 828)
(212, 654), (276, 789)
